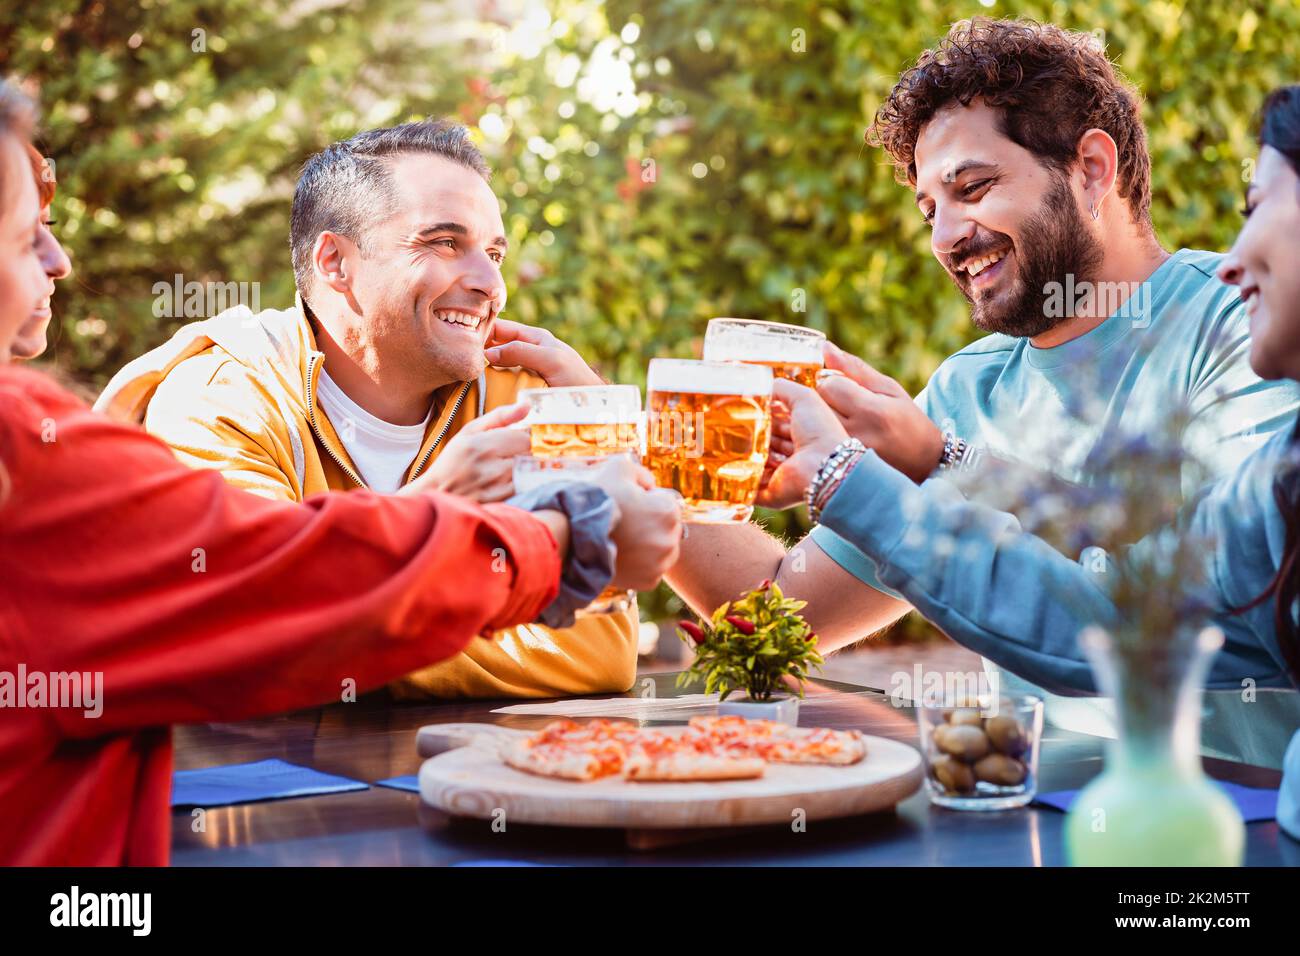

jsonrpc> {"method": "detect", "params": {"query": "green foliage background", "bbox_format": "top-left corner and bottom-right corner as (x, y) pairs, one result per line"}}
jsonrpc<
(3, 0), (1294, 630)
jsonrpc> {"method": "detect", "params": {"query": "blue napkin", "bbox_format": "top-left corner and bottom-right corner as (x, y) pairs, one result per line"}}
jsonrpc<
(1033, 781), (1278, 823)
(374, 775), (421, 794)
(171, 758), (368, 807)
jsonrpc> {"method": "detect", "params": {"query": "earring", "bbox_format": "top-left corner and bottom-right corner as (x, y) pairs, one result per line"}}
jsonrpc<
(1089, 198), (1100, 221)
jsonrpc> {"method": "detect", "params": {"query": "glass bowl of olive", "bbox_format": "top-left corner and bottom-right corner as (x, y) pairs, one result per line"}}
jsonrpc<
(918, 695), (1043, 810)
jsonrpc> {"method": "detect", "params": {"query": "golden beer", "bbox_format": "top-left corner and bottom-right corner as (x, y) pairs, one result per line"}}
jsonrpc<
(645, 359), (773, 523)
(702, 318), (827, 384)
(529, 420), (640, 457)
(519, 385), (642, 458)
(746, 359), (821, 388)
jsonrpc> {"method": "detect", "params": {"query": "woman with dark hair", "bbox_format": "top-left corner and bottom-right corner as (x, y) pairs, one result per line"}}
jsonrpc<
(766, 85), (1300, 839)
(0, 81), (682, 865)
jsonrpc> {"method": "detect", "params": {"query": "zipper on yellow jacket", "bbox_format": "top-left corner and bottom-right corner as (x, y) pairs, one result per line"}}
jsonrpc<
(303, 351), (474, 491)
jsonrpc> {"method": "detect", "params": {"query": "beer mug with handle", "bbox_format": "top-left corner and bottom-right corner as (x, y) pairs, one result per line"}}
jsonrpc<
(702, 318), (826, 386)
(518, 384), (642, 458)
(645, 358), (773, 523)
(515, 384), (643, 615)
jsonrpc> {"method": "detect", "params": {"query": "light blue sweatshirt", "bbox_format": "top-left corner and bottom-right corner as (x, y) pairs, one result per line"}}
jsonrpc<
(811, 248), (1300, 766)
(818, 427), (1300, 840)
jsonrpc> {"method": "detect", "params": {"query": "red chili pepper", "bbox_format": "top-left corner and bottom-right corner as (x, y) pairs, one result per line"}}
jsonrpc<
(725, 615), (756, 635)
(757, 579), (772, 591)
(678, 620), (707, 644)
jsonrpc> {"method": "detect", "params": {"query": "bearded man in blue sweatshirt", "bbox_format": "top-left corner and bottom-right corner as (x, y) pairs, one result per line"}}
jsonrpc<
(664, 20), (1300, 768)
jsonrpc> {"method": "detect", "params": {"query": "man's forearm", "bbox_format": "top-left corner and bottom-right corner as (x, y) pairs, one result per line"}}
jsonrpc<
(665, 520), (912, 654)
(772, 533), (912, 653)
(664, 521), (787, 619)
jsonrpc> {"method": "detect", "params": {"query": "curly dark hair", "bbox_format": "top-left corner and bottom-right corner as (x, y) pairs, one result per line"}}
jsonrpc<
(868, 18), (1153, 227)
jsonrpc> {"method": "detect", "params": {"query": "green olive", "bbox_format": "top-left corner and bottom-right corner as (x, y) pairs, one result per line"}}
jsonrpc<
(930, 722), (951, 751)
(949, 708), (984, 727)
(935, 724), (990, 762)
(985, 715), (1028, 756)
(974, 753), (1028, 786)
(931, 755), (976, 794)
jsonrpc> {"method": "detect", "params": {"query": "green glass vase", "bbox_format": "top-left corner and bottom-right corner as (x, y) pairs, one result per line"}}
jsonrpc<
(1065, 626), (1244, 867)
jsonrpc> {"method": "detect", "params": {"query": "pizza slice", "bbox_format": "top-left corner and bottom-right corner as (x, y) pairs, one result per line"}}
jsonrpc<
(622, 731), (765, 782)
(501, 738), (627, 782)
(500, 719), (634, 781)
(689, 715), (868, 766)
(497, 716), (862, 783)
(688, 715), (783, 743)
(529, 718), (639, 746)
(761, 727), (868, 766)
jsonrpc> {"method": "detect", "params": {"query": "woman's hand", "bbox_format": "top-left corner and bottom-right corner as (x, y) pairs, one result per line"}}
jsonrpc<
(584, 455), (683, 592)
(757, 378), (849, 510)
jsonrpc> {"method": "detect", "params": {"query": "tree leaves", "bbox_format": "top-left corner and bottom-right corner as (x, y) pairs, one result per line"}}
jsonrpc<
(11, 0), (1288, 630)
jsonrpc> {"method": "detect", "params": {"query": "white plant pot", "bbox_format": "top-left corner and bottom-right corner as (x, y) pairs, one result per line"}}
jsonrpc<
(717, 694), (799, 726)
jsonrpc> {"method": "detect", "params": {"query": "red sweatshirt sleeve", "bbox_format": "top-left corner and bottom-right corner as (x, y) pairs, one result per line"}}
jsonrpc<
(0, 367), (560, 737)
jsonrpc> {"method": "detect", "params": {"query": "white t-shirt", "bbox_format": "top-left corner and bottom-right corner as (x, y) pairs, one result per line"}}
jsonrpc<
(315, 368), (432, 493)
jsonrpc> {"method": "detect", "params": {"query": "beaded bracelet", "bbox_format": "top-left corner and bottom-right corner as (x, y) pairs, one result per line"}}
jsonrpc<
(938, 434), (969, 471)
(806, 438), (867, 524)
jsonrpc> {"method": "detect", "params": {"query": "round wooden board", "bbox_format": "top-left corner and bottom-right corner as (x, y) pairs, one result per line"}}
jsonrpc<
(418, 732), (923, 829)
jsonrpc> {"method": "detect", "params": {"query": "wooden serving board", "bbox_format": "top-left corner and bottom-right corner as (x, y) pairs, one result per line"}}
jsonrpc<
(415, 723), (923, 832)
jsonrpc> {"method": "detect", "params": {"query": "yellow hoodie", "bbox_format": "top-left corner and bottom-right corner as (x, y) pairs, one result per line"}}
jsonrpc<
(94, 302), (639, 700)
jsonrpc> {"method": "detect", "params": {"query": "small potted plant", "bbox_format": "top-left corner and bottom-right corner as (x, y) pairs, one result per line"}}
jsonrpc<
(677, 580), (824, 725)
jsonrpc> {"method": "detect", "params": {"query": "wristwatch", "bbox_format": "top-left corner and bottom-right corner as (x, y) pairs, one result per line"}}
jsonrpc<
(506, 481), (618, 629)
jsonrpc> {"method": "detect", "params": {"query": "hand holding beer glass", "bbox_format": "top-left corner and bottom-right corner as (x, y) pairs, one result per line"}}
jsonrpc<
(645, 358), (773, 523)
(702, 318), (827, 386)
(701, 318), (827, 502)
(519, 384), (642, 458)
(515, 384), (644, 614)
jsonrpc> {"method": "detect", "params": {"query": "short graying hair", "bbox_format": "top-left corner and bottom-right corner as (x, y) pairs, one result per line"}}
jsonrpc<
(289, 120), (490, 299)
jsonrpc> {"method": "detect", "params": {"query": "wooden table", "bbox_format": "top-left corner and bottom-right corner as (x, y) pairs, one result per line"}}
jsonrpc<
(170, 673), (1300, 866)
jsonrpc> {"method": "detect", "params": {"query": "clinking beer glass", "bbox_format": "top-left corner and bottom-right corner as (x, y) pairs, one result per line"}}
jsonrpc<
(645, 358), (773, 523)
(518, 384), (642, 458)
(702, 318), (827, 386)
(514, 385), (643, 615)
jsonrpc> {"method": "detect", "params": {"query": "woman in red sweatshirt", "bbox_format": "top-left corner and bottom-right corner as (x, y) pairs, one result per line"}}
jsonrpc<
(0, 85), (681, 864)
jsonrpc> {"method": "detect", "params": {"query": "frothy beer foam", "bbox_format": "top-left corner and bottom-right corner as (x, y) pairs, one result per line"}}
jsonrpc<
(647, 359), (773, 396)
(521, 385), (641, 424)
(705, 320), (825, 364)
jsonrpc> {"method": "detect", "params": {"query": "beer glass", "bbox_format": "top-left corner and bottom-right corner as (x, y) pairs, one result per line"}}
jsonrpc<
(645, 358), (773, 523)
(518, 384), (642, 458)
(512, 454), (637, 616)
(702, 318), (826, 386)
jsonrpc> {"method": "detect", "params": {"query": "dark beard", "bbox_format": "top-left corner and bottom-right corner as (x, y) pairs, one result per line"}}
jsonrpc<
(963, 176), (1105, 338)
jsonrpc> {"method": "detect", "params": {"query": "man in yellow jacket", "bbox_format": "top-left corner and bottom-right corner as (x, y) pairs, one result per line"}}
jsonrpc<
(95, 119), (640, 699)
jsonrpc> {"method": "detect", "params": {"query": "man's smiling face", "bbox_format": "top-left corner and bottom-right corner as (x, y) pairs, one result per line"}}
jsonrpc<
(914, 100), (1102, 337)
(346, 152), (508, 384)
